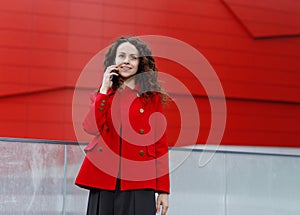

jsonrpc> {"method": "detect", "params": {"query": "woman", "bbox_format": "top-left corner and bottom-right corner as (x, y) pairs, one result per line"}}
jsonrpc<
(75, 37), (170, 215)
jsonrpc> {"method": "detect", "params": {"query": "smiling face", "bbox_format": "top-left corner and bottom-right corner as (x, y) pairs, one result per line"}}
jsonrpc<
(115, 42), (140, 80)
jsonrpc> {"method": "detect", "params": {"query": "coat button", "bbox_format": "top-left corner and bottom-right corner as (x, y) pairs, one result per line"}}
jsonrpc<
(139, 150), (144, 156)
(139, 129), (144, 134)
(98, 147), (103, 152)
(139, 108), (144, 114)
(100, 103), (105, 106)
(102, 99), (106, 103)
(99, 107), (104, 111)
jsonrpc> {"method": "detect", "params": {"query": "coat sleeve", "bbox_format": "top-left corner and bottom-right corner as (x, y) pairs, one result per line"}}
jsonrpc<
(82, 92), (110, 135)
(154, 94), (170, 194)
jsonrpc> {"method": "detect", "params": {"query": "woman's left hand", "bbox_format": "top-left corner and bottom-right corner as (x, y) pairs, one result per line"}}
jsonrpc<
(156, 193), (169, 215)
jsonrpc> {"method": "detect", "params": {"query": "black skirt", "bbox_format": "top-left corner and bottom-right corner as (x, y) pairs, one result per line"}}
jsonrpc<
(86, 182), (156, 215)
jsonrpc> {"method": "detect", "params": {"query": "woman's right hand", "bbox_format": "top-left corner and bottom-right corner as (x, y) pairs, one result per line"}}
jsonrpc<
(99, 65), (120, 94)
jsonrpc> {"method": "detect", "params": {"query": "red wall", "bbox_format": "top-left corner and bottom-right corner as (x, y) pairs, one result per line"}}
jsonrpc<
(1, 0), (299, 147)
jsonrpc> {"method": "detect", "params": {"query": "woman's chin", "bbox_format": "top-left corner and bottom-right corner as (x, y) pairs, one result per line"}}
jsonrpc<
(120, 73), (135, 80)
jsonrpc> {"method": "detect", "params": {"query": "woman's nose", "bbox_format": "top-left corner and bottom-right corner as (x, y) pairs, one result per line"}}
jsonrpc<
(123, 56), (130, 63)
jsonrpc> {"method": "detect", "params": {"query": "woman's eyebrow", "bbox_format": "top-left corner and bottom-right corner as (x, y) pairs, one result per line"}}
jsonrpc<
(117, 51), (138, 56)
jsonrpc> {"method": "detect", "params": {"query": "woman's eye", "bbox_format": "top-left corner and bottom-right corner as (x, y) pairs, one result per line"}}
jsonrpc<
(118, 54), (125, 58)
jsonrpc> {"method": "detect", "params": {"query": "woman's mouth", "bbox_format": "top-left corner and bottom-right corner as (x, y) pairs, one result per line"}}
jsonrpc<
(121, 66), (131, 71)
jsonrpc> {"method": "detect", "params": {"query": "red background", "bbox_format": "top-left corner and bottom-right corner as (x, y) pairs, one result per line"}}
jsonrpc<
(1, 0), (299, 147)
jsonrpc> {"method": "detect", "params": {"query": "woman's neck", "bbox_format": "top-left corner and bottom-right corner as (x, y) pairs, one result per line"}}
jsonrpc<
(123, 77), (135, 89)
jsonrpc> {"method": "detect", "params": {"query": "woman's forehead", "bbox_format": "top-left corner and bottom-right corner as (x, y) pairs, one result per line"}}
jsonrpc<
(117, 42), (139, 55)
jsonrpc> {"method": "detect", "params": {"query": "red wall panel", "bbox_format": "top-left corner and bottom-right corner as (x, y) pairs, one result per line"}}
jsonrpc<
(222, 0), (300, 38)
(0, 0), (299, 147)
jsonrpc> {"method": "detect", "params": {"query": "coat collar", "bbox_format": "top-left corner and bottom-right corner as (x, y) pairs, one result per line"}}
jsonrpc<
(107, 84), (141, 96)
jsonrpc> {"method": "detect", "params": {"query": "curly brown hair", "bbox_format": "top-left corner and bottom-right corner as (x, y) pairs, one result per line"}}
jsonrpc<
(104, 36), (168, 105)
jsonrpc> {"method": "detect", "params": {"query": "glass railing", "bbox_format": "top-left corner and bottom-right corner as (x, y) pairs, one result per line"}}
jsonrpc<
(0, 138), (88, 214)
(1, 137), (300, 215)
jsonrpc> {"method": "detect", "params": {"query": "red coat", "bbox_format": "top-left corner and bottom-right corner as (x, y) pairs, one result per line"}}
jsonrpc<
(75, 86), (170, 194)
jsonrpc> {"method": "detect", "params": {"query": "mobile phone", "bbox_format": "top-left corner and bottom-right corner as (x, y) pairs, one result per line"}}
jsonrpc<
(110, 69), (119, 86)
